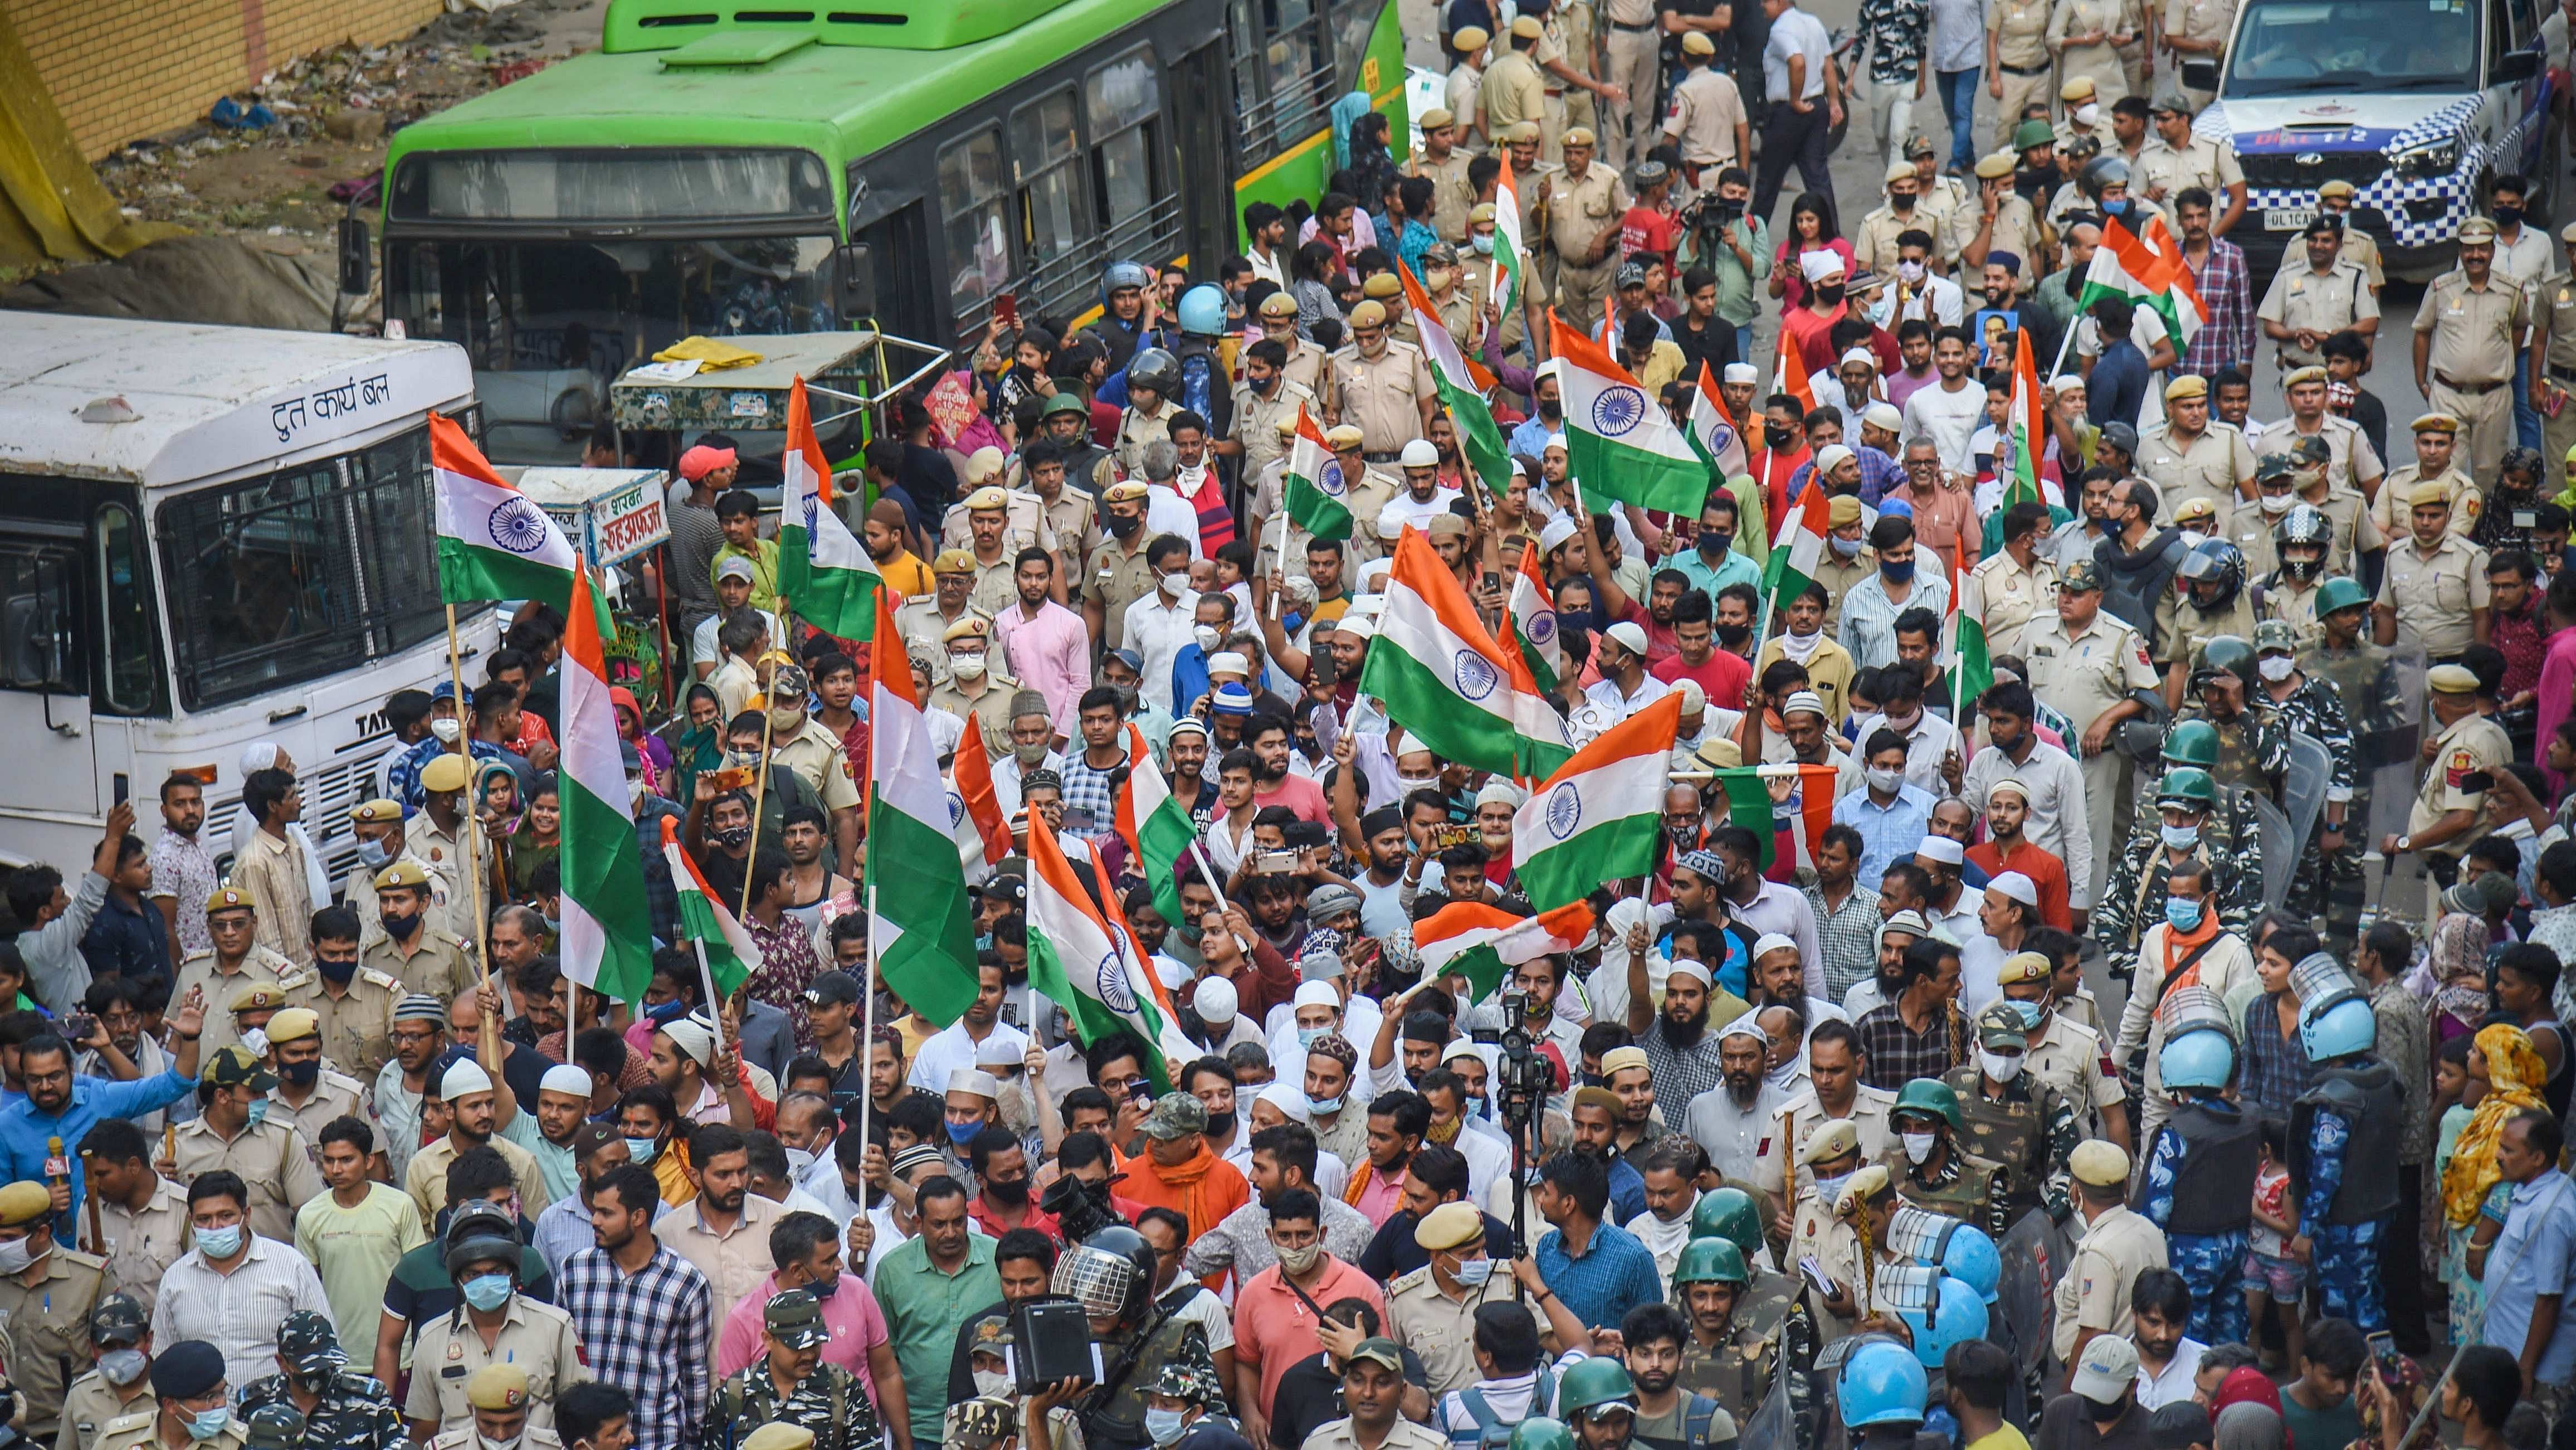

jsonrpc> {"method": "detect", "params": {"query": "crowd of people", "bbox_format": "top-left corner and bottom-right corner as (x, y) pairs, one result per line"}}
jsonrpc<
(14, 5), (2576, 1450)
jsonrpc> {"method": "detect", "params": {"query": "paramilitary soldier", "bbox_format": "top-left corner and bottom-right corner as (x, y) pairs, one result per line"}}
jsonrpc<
(1056, 1225), (1217, 1450)
(1882, 1081), (2002, 1238)
(2136, 1008), (2259, 1346)
(235, 1310), (404, 1450)
(710, 1290), (884, 1450)
(1671, 1237), (1772, 1425)
(1941, 1005), (2081, 1229)
(2290, 962), (2407, 1332)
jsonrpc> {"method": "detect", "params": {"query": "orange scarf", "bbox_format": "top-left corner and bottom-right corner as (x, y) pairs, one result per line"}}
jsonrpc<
(2160, 908), (2220, 989)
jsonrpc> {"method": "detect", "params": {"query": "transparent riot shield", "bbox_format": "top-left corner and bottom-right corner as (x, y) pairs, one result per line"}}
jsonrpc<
(2282, 729), (2331, 864)
(2287, 952), (2364, 1015)
(2250, 791), (2299, 911)
(2364, 636), (2430, 846)
(1736, 1372), (1808, 1450)
(2155, 982), (2240, 1048)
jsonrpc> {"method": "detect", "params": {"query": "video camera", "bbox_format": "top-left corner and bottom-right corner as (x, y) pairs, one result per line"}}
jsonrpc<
(1494, 991), (1552, 1128)
(1679, 190), (1746, 252)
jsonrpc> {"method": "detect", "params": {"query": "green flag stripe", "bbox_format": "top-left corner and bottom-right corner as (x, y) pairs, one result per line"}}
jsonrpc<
(1282, 476), (1355, 541)
(559, 777), (655, 1001)
(866, 798), (980, 1026)
(1714, 770), (1780, 873)
(1561, 433), (1713, 515)
(1518, 811), (1661, 912)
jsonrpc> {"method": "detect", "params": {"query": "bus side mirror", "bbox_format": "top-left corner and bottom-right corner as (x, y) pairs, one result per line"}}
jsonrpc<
(2179, 59), (2219, 93)
(835, 242), (875, 323)
(338, 217), (373, 296)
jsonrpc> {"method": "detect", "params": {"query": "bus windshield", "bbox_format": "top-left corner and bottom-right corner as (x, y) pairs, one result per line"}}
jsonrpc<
(155, 425), (450, 711)
(386, 235), (841, 460)
(2222, 0), (2480, 95)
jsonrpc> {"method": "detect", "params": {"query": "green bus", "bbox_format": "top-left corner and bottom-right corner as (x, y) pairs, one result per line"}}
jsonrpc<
(376, 0), (1407, 461)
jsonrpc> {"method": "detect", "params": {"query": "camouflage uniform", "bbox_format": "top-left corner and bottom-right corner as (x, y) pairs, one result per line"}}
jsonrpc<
(2265, 674), (2359, 941)
(236, 1311), (406, 1450)
(710, 1291), (884, 1450)
(2128, 712), (2286, 841)
(2138, 1102), (2254, 1345)
(1939, 1064), (2080, 1227)
(2091, 840), (2264, 979)
(1678, 1318), (1774, 1424)
(1881, 1145), (2004, 1237)
(1078, 1310), (1216, 1450)
(2298, 640), (2407, 950)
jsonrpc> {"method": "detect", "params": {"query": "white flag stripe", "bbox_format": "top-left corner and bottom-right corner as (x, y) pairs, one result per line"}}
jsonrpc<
(1558, 355), (1702, 465)
(433, 466), (580, 572)
(869, 683), (950, 951)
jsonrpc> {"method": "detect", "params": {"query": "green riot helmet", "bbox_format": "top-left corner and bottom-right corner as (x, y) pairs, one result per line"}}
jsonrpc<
(1510, 1419), (1578, 1450)
(2162, 718), (2219, 770)
(1557, 1356), (1640, 1420)
(1689, 1187), (1763, 1262)
(2157, 766), (2219, 811)
(1673, 1235), (1751, 1288)
(2316, 575), (2370, 617)
(2191, 635), (2256, 694)
(1891, 1078), (1965, 1133)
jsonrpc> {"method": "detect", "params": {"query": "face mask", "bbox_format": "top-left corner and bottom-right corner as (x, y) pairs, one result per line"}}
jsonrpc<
(1014, 741), (1049, 767)
(713, 825), (753, 850)
(317, 956), (358, 986)
(1451, 1254), (1495, 1286)
(99, 1349), (147, 1387)
(1426, 269), (1454, 290)
(768, 706), (806, 735)
(430, 718), (462, 745)
(1900, 1131), (1938, 1164)
(1107, 512), (1143, 539)
(0, 1237), (35, 1276)
(1275, 1241), (1324, 1275)
(2165, 897), (2205, 932)
(974, 1369), (1013, 1398)
(1890, 191), (1917, 213)
(1978, 1050), (2024, 1083)
(1146, 1410), (1191, 1447)
(187, 1409), (232, 1442)
(2160, 823), (2201, 851)
(243, 1099), (269, 1130)
(807, 1271), (841, 1301)
(2497, 205), (2525, 230)
(1813, 284), (1846, 305)
(482, 1437), (523, 1450)
(1698, 532), (1732, 557)
(1830, 534), (1862, 558)
(945, 1118), (982, 1147)
(1897, 260), (1925, 282)
(2011, 1000), (2047, 1030)
(1880, 558), (1915, 584)
(1867, 767), (1904, 794)
(786, 1146), (817, 1177)
(1811, 1171), (1851, 1202)
(1205, 1108), (1238, 1138)
(1298, 1026), (1329, 1048)
(461, 1272), (515, 1312)
(626, 1136), (661, 1165)
(1194, 625), (1222, 654)
(281, 1059), (320, 1088)
(2256, 655), (2295, 683)
(381, 910), (421, 941)
(1306, 1093), (1344, 1117)
(2075, 102), (2100, 125)
(195, 1224), (245, 1261)
(1160, 571), (1192, 597)
(1764, 424), (1796, 449)
(950, 652), (988, 679)
(1472, 233), (1495, 255)
(2079, 1395), (2130, 1424)
(1715, 622), (1752, 649)
(355, 838), (391, 869)
(985, 1175), (1031, 1206)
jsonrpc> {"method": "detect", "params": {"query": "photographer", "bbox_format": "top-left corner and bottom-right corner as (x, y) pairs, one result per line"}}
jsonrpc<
(1679, 169), (1768, 367)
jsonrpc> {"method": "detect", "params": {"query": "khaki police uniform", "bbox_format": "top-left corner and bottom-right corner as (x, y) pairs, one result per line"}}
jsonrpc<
(2408, 708), (2514, 864)
(1028, 483), (1098, 585)
(2253, 416), (2380, 498)
(2222, 504), (2284, 581)
(2165, 0), (2239, 106)
(937, 491), (1050, 558)
(1304, 1417), (1451, 1450)
(1602, 0), (1663, 166)
(2050, 1203), (2170, 1359)
(1750, 1087), (1899, 1204)
(961, 548), (1021, 618)
(1788, 1192), (1893, 1337)
(275, 965), (402, 1084)
(1276, 338), (1335, 401)
(2542, 269), (2576, 489)
(2376, 533), (2490, 659)
(1855, 201), (1934, 279)
(2414, 267), (2531, 478)
(359, 930), (475, 1008)
(2259, 576), (2329, 648)
(430, 1427), (563, 1450)
(2296, 479), (2385, 580)
(1233, 377), (1318, 485)
(1084, 536), (1158, 654)
(1664, 65), (1749, 177)
(1331, 340), (1437, 459)
(265, 1069), (368, 1162)
(1408, 147), (1480, 244)
(892, 598), (992, 683)
(0, 1244), (107, 1438)
(2255, 258), (2377, 370)
(2024, 609), (2162, 878)
(1482, 51), (1550, 153)
(88, 1176), (190, 1315)
(1544, 162), (1627, 335)
(1987, 0), (2056, 147)
(2023, 1014), (2126, 1135)
(1968, 550), (2059, 658)
(928, 670), (1027, 760)
(2136, 133), (2243, 210)
(2372, 463), (2483, 540)
(770, 718), (863, 814)
(1384, 1266), (1539, 1398)
(1960, 192), (2048, 281)
(2138, 421), (2254, 529)
(398, 815), (483, 954)
(2048, 0), (2133, 104)
(2158, 590), (2258, 670)
(1814, 547), (1879, 641)
(171, 949), (291, 1061)
(56, 1370), (152, 1450)
(1114, 401), (1176, 476)
(402, 1297), (588, 1433)
(95, 1408), (244, 1450)
(168, 1115), (325, 1245)
(1343, 468), (1407, 567)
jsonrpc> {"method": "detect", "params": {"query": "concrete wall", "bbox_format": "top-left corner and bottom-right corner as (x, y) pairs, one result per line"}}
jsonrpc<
(6, 0), (441, 159)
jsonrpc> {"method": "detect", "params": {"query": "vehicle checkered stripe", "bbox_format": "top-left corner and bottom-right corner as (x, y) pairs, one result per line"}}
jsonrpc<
(2199, 96), (2526, 249)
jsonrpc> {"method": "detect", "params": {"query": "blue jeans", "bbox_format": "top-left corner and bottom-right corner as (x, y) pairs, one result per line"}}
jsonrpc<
(2519, 354), (2545, 452)
(1936, 67), (1981, 172)
(1735, 323), (1756, 364)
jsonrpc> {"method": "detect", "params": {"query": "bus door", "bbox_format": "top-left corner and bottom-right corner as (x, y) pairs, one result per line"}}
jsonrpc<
(0, 523), (100, 819)
(1171, 41), (1236, 278)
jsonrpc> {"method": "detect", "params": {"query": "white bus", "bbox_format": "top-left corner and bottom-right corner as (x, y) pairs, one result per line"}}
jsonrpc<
(0, 314), (497, 876)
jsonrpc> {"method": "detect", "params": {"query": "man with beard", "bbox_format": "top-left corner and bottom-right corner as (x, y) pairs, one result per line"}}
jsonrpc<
(1568, 1089), (1651, 1225)
(1623, 958), (1740, 1109)
(2047, 466), (2125, 573)
(2092, 480), (2190, 655)
(1599, 1047), (1674, 1169)
(1414, 1069), (1513, 1209)
(1839, 908), (1928, 1020)
(1619, 1303), (1736, 1450)
(1683, 1019), (1794, 1186)
(1962, 684), (2091, 926)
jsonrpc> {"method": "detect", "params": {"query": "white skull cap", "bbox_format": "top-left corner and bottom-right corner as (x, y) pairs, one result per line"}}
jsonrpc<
(1723, 363), (1760, 385)
(1193, 976), (1239, 1024)
(1914, 835), (1965, 865)
(1862, 402), (1904, 432)
(1799, 249), (1846, 282)
(1539, 514), (1582, 552)
(1814, 445), (1856, 475)
(1752, 932), (1799, 960)
(441, 1060), (494, 1100)
(1401, 439), (1441, 468)
(948, 1068), (999, 1099)
(1676, 679), (1705, 713)
(540, 1064), (593, 1098)
(1292, 980), (1341, 1011)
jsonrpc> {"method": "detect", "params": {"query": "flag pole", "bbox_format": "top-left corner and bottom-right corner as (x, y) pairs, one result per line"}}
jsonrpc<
(738, 707), (775, 919)
(691, 936), (729, 1057)
(856, 882), (880, 1168)
(1184, 837), (1234, 915)
(1268, 510), (1289, 620)
(446, 602), (501, 1067)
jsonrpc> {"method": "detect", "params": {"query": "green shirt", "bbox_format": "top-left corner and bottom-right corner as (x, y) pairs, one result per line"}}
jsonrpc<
(875, 1232), (1002, 1447)
(294, 1183), (428, 1360)
(1693, 215), (1772, 328)
(713, 537), (783, 615)
(2277, 1388), (2363, 1450)
(497, 1110), (581, 1204)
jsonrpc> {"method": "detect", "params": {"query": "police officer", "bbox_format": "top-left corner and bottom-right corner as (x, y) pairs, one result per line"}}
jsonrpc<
(1326, 425), (1406, 565)
(2137, 1019), (2257, 1346)
(2048, 1141), (2169, 1365)
(1670, 1239), (1770, 1424)
(357, 862), (474, 1006)
(2126, 720), (2267, 878)
(174, 888), (293, 1063)
(170, 1047), (325, 1245)
(1333, 302), (1439, 463)
(1485, 21), (1553, 157)
(1231, 340), (1317, 492)
(1941, 1005), (2080, 1229)
(1385, 1202), (1536, 1398)
(57, 1293), (153, 1450)
(928, 614), (1025, 758)
(0, 1179), (105, 1441)
(402, 1215), (585, 1436)
(1539, 129), (1628, 337)
(2256, 218), (2378, 372)
(1115, 349), (1183, 476)
(1410, 110), (1481, 243)
(276, 933), (402, 1086)
(1687, 1190), (1797, 1347)
(2290, 970), (2404, 1331)
(2286, 435), (2385, 583)
(2540, 225), (2576, 489)
(2413, 215), (2530, 478)
(2139, 376), (2255, 531)
(2169, 638), (2286, 804)
(1662, 33), (1748, 188)
(2372, 413), (2480, 540)
(2300, 578), (2404, 947)
(401, 754), (484, 958)
(2252, 500), (2334, 646)
(338, 800), (413, 940)
(894, 551), (995, 683)
(1998, 954), (2126, 1146)
(1058, 1227), (1213, 1450)
(1985, 0), (2054, 149)
(96, 1341), (242, 1450)
(2159, 544), (2257, 708)
(243, 1405), (307, 1450)
(235, 1310), (404, 1450)
(2374, 484), (2491, 663)
(2384, 663), (2513, 909)
(427, 1366), (562, 1450)
(711, 1290), (883, 1450)
(1883, 1082), (2001, 1234)
(2024, 559), (2162, 882)
(260, 1011), (364, 1155)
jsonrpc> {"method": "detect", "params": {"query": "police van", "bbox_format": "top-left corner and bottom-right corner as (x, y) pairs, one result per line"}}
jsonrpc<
(2180, 0), (2559, 279)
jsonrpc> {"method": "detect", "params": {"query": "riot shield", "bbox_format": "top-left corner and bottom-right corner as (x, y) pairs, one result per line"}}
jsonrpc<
(2282, 729), (2331, 862)
(2365, 636), (2429, 846)
(2251, 791), (2298, 911)
(1996, 1207), (2077, 1385)
(1736, 1373), (1806, 1450)
(1884, 1207), (1960, 1267)
(2156, 982), (2240, 1048)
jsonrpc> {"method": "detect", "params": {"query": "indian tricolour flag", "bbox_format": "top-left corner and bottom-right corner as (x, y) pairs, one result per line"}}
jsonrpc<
(660, 816), (762, 996)
(2080, 214), (2207, 352)
(1760, 457), (1833, 619)
(1114, 747), (1202, 935)
(558, 557), (652, 1003)
(1282, 406), (1354, 542)
(777, 375), (882, 640)
(1490, 149), (1526, 325)
(2004, 328), (2047, 511)
(431, 413), (578, 609)
(1686, 362), (1752, 480)
(1713, 764), (1841, 874)
(1513, 694), (1682, 911)
(1416, 898), (1597, 1004)
(1023, 822), (1198, 1092)
(1949, 534), (1995, 714)
(865, 585), (979, 1026)
(1548, 313), (1711, 516)
(1399, 259), (1511, 498)
(1358, 527), (1573, 780)
(950, 719), (1011, 884)
(1505, 542), (1563, 695)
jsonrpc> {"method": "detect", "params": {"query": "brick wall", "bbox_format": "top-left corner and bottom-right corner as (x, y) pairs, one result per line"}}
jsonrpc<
(7, 0), (442, 159)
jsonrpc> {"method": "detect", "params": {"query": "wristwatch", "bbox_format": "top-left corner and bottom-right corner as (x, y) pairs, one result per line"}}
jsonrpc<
(2394, 834), (2412, 854)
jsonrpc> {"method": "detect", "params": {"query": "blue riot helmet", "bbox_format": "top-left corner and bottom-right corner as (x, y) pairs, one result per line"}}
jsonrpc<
(2300, 996), (2379, 1060)
(1839, 1337), (1930, 1429)
(1940, 1224), (2001, 1305)
(1175, 284), (1229, 338)
(2158, 1026), (2237, 1093)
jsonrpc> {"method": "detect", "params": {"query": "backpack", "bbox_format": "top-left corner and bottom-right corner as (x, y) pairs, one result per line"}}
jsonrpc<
(1450, 1367), (1555, 1450)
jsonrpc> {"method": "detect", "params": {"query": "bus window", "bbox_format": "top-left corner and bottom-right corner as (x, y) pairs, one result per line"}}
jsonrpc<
(1228, 0), (1267, 142)
(1088, 50), (1166, 253)
(158, 461), (366, 707)
(346, 429), (448, 661)
(93, 504), (162, 716)
(1334, 1), (1381, 95)
(1011, 89), (1091, 293)
(939, 128), (1013, 313)
(0, 542), (81, 694)
(1255, 0), (1332, 154)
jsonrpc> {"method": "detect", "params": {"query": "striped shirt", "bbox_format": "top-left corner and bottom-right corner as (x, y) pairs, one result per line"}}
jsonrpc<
(1836, 572), (1951, 671)
(1806, 880), (1885, 1003)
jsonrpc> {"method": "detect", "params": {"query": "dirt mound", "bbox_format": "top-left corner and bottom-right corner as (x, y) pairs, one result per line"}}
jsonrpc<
(1, 233), (336, 330)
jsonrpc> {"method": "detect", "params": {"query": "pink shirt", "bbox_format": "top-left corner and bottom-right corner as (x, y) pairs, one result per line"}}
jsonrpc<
(994, 598), (1092, 740)
(1353, 1171), (1406, 1228)
(1253, 772), (1332, 826)
(2540, 630), (2576, 800)
(1233, 1258), (1384, 1414)
(714, 1268), (894, 1388)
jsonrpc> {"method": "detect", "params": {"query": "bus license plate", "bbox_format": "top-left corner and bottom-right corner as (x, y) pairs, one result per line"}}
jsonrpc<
(2265, 208), (2315, 231)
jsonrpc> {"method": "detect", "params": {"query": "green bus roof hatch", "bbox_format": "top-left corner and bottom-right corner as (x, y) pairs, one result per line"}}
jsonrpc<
(657, 28), (818, 65)
(604, 0), (1070, 53)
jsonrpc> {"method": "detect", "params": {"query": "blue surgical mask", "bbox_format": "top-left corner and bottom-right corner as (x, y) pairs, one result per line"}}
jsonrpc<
(1146, 1409), (1190, 1447)
(1451, 1255), (1495, 1286)
(1880, 558), (1915, 584)
(2160, 823), (2201, 852)
(244, 1098), (269, 1129)
(461, 1272), (515, 1312)
(808, 1272), (842, 1301)
(946, 1118), (982, 1147)
(1472, 233), (1495, 255)
(2165, 897), (2204, 932)
(1298, 1026), (1329, 1048)
(1307, 1093), (1345, 1116)
(1830, 534), (1862, 558)
(195, 1224), (244, 1261)
(187, 1409), (232, 1441)
(355, 838), (391, 869)
(625, 1136), (661, 1165)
